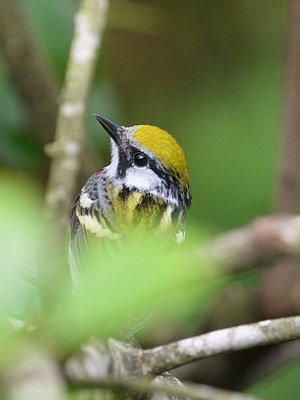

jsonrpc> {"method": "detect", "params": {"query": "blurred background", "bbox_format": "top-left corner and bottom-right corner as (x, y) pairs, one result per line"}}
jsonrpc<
(0, 0), (284, 228)
(2, 1), (300, 399)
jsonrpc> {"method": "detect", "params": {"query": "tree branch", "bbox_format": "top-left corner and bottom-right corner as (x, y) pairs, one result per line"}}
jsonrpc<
(45, 0), (109, 243)
(203, 214), (300, 272)
(65, 316), (300, 391)
(4, 346), (67, 400)
(140, 316), (300, 375)
(71, 375), (261, 400)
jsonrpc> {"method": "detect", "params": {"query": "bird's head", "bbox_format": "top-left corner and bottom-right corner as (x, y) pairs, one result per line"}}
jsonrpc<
(95, 115), (191, 208)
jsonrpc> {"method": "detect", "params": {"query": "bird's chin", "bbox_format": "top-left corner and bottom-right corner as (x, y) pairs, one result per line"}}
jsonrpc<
(105, 144), (119, 179)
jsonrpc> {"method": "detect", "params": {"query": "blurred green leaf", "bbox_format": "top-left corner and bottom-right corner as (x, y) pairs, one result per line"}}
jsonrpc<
(249, 359), (300, 400)
(0, 173), (43, 358)
(0, 173), (41, 317)
(47, 233), (221, 352)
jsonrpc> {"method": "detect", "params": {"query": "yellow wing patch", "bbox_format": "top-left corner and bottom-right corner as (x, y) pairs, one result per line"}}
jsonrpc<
(76, 209), (119, 239)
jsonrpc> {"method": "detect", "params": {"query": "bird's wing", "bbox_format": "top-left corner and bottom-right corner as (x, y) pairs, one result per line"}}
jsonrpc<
(69, 172), (119, 285)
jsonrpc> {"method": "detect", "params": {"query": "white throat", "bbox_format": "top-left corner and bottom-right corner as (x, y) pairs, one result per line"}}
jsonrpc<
(105, 142), (119, 179)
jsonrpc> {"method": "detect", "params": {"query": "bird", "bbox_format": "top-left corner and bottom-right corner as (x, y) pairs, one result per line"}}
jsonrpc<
(69, 114), (191, 284)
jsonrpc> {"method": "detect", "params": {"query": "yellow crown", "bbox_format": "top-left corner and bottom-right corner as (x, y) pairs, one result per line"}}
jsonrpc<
(134, 125), (189, 186)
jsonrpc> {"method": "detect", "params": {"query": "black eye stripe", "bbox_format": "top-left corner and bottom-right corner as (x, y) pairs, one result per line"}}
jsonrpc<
(115, 146), (190, 208)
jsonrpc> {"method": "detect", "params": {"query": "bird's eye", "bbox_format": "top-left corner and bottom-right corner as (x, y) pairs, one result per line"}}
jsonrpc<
(133, 152), (148, 168)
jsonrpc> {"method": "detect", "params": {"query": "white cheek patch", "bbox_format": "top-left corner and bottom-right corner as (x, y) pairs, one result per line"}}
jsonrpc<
(125, 167), (160, 191)
(125, 167), (180, 207)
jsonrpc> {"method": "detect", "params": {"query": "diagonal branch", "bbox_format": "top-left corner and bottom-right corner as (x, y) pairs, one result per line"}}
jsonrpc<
(140, 316), (300, 376)
(45, 0), (109, 244)
(65, 316), (300, 386)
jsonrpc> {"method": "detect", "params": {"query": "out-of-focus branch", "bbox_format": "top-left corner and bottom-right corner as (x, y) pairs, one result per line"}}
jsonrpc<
(203, 214), (300, 272)
(0, 0), (59, 148)
(277, 0), (300, 212)
(45, 0), (109, 243)
(71, 375), (261, 400)
(4, 346), (66, 400)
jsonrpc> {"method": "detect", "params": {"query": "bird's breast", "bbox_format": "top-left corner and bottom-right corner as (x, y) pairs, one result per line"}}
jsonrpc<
(107, 183), (177, 235)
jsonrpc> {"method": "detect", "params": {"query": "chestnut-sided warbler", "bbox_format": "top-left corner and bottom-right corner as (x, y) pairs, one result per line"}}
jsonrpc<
(70, 115), (191, 283)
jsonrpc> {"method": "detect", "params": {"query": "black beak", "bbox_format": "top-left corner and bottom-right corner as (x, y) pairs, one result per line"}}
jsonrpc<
(93, 114), (122, 146)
